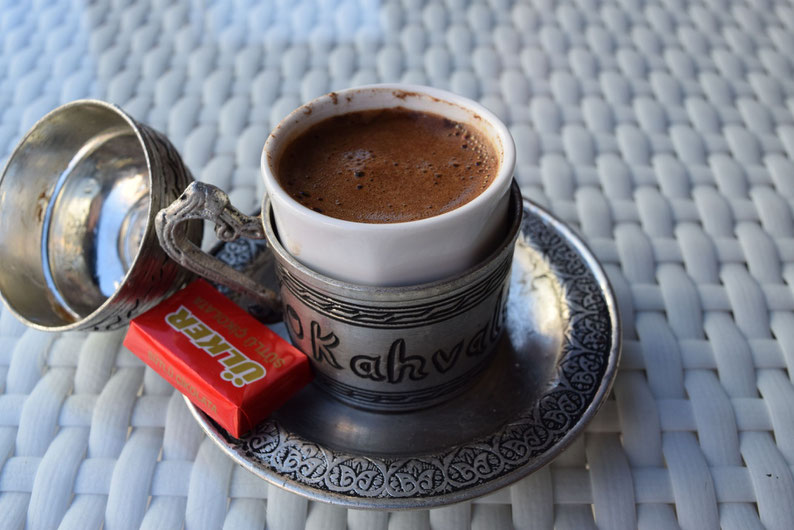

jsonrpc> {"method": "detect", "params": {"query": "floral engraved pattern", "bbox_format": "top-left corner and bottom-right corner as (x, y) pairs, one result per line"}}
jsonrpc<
(327, 458), (386, 495)
(213, 203), (615, 502)
(245, 421), (280, 455)
(215, 238), (258, 270)
(387, 460), (444, 496)
(446, 448), (503, 485)
(271, 438), (328, 480)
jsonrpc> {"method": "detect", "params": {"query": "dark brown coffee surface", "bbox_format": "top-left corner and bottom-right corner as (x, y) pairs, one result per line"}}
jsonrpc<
(277, 108), (498, 223)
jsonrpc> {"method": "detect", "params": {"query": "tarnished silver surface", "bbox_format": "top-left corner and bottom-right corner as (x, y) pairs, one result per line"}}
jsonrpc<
(0, 100), (202, 331)
(156, 181), (282, 320)
(186, 198), (621, 510)
(267, 183), (523, 411)
(159, 181), (523, 412)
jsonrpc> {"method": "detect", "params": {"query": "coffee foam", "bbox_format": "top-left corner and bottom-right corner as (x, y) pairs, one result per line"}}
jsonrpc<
(277, 108), (498, 223)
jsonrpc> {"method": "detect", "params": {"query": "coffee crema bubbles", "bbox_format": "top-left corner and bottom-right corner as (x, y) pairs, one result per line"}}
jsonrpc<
(276, 107), (499, 223)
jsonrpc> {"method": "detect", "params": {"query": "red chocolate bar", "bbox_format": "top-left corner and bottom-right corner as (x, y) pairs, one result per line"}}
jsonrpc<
(124, 280), (312, 437)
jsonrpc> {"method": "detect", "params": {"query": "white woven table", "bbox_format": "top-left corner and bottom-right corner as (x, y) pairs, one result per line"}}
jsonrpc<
(1, 0), (793, 528)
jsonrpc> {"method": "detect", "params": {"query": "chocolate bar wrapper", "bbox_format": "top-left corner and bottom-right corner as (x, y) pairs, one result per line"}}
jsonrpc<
(124, 280), (312, 437)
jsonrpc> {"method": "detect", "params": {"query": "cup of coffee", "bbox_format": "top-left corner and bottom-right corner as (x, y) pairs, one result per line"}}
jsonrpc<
(262, 85), (515, 286)
(157, 84), (521, 411)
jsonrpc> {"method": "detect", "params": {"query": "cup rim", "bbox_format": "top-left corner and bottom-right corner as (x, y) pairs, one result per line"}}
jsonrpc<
(0, 99), (155, 331)
(260, 84), (516, 232)
(262, 181), (523, 298)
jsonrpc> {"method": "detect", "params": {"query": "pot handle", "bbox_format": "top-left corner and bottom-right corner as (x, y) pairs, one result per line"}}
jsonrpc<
(156, 182), (282, 320)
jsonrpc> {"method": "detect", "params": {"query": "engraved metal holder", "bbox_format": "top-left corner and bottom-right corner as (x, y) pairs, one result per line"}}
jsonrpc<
(157, 181), (523, 411)
(186, 196), (621, 509)
(0, 100), (202, 331)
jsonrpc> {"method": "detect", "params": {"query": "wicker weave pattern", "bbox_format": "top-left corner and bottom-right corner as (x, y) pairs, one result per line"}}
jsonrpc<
(1, 0), (793, 527)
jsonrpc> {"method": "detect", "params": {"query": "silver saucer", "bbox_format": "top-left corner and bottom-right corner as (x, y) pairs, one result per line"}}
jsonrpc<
(185, 199), (620, 510)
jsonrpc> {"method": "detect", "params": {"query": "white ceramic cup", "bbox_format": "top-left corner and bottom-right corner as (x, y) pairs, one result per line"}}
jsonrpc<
(261, 84), (516, 286)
